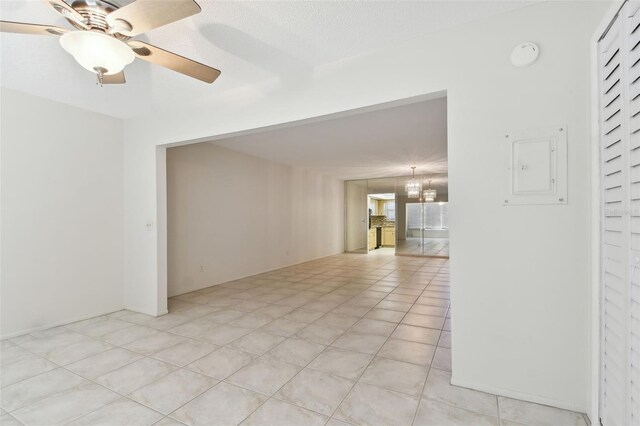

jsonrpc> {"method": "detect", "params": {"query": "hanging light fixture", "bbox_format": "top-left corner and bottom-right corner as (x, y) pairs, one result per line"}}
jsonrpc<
(423, 180), (437, 202)
(405, 166), (422, 199)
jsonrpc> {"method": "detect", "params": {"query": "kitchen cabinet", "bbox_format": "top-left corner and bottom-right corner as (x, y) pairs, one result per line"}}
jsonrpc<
(382, 227), (395, 247)
(368, 228), (377, 250)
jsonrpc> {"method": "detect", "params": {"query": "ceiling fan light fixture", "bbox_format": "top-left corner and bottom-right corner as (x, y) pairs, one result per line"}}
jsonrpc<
(60, 31), (134, 75)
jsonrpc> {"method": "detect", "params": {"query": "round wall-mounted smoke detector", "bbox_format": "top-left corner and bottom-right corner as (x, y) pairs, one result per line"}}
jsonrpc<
(510, 42), (539, 67)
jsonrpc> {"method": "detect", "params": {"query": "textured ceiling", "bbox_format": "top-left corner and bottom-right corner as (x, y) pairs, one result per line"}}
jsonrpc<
(1, 0), (534, 119)
(210, 96), (448, 187)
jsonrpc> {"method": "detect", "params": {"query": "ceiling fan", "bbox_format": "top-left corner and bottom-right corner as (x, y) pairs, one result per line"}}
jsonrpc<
(0, 0), (221, 85)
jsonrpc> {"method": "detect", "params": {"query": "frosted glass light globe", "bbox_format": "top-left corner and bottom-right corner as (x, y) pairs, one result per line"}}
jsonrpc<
(60, 31), (135, 75)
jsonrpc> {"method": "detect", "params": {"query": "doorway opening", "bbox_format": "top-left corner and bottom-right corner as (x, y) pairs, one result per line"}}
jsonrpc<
(368, 193), (396, 253)
(345, 173), (449, 258)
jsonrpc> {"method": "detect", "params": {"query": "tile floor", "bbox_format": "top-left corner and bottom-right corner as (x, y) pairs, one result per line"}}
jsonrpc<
(1, 253), (587, 425)
(395, 238), (449, 257)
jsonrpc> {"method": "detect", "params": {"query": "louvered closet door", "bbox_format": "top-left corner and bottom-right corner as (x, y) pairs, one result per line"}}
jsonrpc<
(600, 10), (629, 426)
(627, 4), (640, 422)
(599, 2), (640, 424)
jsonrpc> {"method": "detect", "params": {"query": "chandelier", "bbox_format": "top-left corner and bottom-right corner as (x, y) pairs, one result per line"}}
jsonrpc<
(405, 166), (422, 199)
(423, 180), (437, 202)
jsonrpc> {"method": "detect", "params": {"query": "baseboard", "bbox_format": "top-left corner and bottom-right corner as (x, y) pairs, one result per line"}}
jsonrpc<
(450, 376), (586, 414)
(1, 307), (125, 340)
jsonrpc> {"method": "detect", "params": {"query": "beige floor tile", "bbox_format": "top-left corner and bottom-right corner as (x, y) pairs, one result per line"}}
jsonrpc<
(326, 417), (352, 426)
(227, 355), (301, 395)
(392, 324), (441, 345)
(416, 297), (450, 308)
(102, 325), (160, 346)
(166, 319), (218, 339)
(282, 309), (325, 324)
(254, 304), (296, 318)
(375, 300), (413, 312)
(414, 399), (499, 426)
(130, 369), (217, 414)
(153, 416), (186, 426)
(260, 318), (307, 337)
(0, 368), (86, 412)
(331, 304), (371, 317)
(75, 319), (133, 338)
(363, 308), (406, 323)
(170, 382), (268, 425)
(11, 382), (119, 425)
(232, 300), (269, 313)
(142, 314), (192, 331)
(316, 313), (360, 332)
(64, 316), (110, 331)
(24, 332), (113, 366)
(423, 368), (497, 417)
(359, 357), (428, 397)
(229, 330), (285, 355)
(117, 311), (157, 324)
(307, 348), (372, 381)
(123, 332), (186, 356)
(198, 324), (253, 345)
(432, 346), (452, 372)
(378, 339), (436, 366)
(0, 348), (57, 387)
(443, 318), (452, 331)
(170, 303), (218, 319)
(350, 319), (397, 337)
(68, 397), (163, 426)
(402, 313), (445, 330)
(410, 304), (448, 317)
(96, 358), (176, 395)
(331, 331), (387, 355)
(438, 330), (452, 348)
(498, 397), (587, 426)
(276, 368), (353, 416)
(230, 313), (274, 329)
(296, 324), (344, 345)
(66, 348), (143, 379)
(385, 293), (418, 303)
(0, 413), (21, 426)
(186, 347), (255, 380)
(204, 310), (245, 324)
(268, 337), (326, 367)
(335, 382), (419, 426)
(152, 340), (218, 366)
(242, 398), (328, 426)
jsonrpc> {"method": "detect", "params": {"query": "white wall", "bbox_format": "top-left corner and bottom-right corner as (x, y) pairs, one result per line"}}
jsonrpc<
(344, 180), (367, 252)
(166, 143), (344, 297)
(120, 1), (609, 413)
(1, 88), (124, 338)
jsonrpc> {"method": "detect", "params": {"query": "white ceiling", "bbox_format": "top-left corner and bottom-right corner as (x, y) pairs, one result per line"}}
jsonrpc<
(0, 0), (534, 119)
(210, 96), (448, 188)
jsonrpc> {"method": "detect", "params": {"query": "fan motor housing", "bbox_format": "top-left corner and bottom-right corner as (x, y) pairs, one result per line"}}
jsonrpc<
(67, 0), (130, 40)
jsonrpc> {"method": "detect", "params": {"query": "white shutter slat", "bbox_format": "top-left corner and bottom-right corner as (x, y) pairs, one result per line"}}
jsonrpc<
(605, 155), (624, 175)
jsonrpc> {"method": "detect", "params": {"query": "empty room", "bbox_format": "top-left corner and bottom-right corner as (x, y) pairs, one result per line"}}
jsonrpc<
(1, 1), (638, 426)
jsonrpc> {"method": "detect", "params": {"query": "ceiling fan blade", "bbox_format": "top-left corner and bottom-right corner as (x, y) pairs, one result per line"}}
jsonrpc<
(128, 40), (220, 83)
(0, 20), (68, 36)
(106, 0), (201, 37)
(43, 0), (87, 28)
(102, 71), (126, 84)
